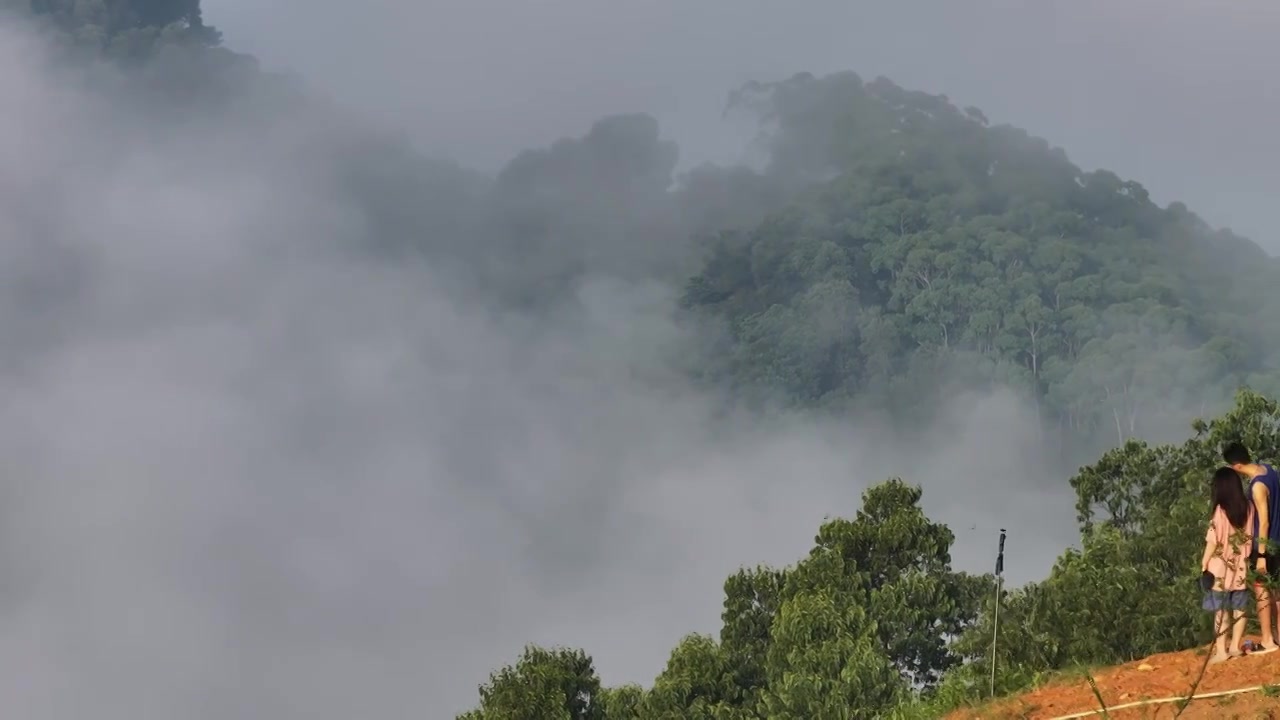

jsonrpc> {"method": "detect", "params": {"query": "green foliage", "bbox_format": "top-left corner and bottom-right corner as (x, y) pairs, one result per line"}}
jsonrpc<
(718, 566), (787, 709)
(597, 685), (645, 720)
(641, 634), (740, 719)
(761, 586), (903, 719)
(808, 479), (986, 686)
(687, 72), (1269, 443)
(460, 645), (606, 720)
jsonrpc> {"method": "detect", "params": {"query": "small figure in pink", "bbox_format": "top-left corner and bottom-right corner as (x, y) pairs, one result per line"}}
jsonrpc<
(1202, 467), (1256, 663)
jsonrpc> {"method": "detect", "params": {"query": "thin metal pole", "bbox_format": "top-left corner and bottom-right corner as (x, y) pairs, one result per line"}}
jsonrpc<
(990, 528), (1007, 699)
(990, 573), (1002, 697)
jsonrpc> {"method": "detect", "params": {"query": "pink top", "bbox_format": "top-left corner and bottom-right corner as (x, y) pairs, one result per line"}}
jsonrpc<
(1207, 505), (1255, 592)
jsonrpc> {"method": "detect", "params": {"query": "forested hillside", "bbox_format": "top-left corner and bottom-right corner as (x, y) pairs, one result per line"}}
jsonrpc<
(23, 0), (1280, 448)
(10, 1), (1280, 718)
(684, 73), (1278, 445)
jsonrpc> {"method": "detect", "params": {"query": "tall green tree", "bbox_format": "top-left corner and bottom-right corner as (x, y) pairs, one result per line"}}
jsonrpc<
(718, 566), (787, 710)
(809, 479), (987, 687)
(459, 646), (605, 720)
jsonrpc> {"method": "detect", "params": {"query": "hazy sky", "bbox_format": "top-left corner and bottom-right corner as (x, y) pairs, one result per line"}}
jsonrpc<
(1, 3), (1268, 718)
(206, 0), (1280, 248)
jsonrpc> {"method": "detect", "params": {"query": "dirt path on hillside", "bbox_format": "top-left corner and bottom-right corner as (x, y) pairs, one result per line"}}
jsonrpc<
(947, 640), (1280, 719)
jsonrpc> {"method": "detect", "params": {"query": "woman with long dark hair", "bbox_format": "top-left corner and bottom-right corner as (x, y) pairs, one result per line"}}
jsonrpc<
(1202, 466), (1255, 662)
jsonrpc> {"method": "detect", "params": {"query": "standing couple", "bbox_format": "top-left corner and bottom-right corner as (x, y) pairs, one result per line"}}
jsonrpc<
(1201, 442), (1280, 663)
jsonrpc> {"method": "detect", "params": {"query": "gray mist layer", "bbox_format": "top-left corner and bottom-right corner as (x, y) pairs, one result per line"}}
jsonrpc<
(209, 0), (1280, 249)
(3, 13), (1077, 720)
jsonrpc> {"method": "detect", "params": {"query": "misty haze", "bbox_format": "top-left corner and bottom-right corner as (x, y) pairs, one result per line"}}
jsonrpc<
(1, 2), (1278, 719)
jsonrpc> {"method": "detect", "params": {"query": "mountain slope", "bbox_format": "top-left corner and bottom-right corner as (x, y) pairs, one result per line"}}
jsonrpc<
(685, 72), (1279, 444)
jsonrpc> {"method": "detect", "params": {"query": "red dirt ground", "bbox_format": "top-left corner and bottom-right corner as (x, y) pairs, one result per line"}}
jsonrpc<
(945, 639), (1280, 719)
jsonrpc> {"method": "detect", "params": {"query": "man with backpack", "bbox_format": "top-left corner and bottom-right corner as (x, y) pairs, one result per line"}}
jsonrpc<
(1225, 441), (1280, 653)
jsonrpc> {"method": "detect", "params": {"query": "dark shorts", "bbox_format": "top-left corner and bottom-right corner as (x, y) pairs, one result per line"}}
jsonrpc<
(1249, 552), (1280, 584)
(1204, 589), (1250, 611)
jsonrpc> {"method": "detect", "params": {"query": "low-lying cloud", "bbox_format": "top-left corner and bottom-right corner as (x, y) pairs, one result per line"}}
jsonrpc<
(0, 20), (1077, 719)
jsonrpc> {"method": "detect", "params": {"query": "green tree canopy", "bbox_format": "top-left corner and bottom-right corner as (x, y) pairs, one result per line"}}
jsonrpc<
(460, 645), (606, 720)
